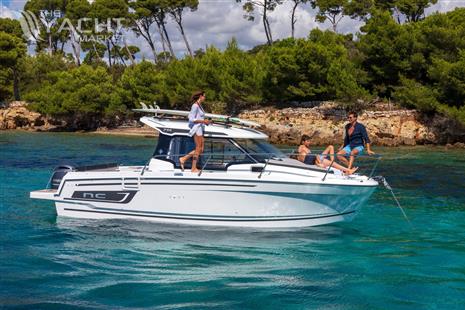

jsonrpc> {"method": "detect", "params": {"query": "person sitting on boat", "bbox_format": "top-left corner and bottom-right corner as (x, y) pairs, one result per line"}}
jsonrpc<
(337, 111), (375, 169)
(297, 135), (358, 175)
(179, 91), (210, 172)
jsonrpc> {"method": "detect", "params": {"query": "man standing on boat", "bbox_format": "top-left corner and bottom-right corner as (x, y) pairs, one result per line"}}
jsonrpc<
(337, 111), (375, 169)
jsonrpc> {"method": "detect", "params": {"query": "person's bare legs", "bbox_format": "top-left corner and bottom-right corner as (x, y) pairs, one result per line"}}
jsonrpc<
(179, 135), (204, 172)
(337, 148), (349, 167)
(348, 148), (360, 169)
(191, 135), (203, 172)
(320, 159), (359, 175)
(179, 151), (195, 171)
(322, 145), (335, 162)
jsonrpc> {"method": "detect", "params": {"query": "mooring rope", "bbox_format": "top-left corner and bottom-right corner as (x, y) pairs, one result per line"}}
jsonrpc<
(372, 176), (412, 228)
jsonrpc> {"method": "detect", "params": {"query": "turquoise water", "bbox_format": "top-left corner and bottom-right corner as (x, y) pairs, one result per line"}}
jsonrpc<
(1, 132), (465, 309)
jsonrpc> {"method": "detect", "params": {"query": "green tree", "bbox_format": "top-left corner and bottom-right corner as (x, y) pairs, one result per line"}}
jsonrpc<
(264, 30), (367, 102)
(345, 0), (395, 21)
(395, 0), (438, 22)
(129, 0), (166, 62)
(25, 64), (126, 127)
(236, 0), (283, 45)
(155, 0), (176, 58)
(89, 0), (129, 67)
(0, 18), (24, 39)
(345, 0), (437, 23)
(0, 32), (27, 101)
(357, 10), (418, 96)
(168, 0), (198, 57)
(82, 41), (107, 65)
(392, 76), (439, 112)
(311, 0), (348, 32)
(120, 60), (165, 107)
(110, 45), (140, 65)
(64, 0), (92, 65)
(23, 0), (68, 54)
(290, 0), (308, 38)
(19, 53), (72, 96)
(428, 52), (465, 109)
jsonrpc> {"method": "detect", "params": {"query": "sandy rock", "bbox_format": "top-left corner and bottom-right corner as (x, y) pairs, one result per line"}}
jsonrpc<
(240, 105), (465, 146)
(0, 101), (46, 130)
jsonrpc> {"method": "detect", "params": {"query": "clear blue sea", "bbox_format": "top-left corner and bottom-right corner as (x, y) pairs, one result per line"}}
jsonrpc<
(1, 132), (465, 309)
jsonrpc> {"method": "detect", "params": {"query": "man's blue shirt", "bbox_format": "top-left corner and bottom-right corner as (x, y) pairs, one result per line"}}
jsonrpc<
(344, 122), (371, 148)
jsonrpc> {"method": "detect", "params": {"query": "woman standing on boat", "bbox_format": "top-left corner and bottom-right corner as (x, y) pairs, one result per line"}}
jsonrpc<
(179, 91), (210, 172)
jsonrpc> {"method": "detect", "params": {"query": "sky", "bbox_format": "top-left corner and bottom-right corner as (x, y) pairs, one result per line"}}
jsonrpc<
(1, 0), (465, 59)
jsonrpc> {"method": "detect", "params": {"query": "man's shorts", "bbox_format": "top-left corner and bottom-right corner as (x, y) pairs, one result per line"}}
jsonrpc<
(342, 145), (364, 156)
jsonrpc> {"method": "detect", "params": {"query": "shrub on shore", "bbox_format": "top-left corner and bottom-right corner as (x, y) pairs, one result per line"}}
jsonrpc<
(0, 7), (464, 127)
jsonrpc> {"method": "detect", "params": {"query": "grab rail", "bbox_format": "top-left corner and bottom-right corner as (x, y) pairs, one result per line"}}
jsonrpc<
(198, 154), (212, 177)
(149, 150), (382, 179)
(322, 157), (336, 181)
(258, 153), (272, 179)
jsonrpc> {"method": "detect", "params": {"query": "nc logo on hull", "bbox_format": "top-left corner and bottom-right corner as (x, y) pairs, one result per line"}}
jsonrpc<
(70, 191), (137, 204)
(83, 192), (106, 199)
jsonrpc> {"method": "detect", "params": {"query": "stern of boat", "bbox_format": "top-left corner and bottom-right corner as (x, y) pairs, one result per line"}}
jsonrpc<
(30, 189), (57, 201)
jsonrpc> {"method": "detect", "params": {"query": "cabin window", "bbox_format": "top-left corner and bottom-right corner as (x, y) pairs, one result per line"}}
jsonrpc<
(235, 139), (285, 162)
(153, 135), (256, 170)
(201, 138), (253, 169)
(153, 134), (172, 158)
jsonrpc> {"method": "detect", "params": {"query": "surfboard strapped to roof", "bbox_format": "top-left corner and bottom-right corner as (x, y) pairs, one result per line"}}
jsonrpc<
(133, 102), (261, 128)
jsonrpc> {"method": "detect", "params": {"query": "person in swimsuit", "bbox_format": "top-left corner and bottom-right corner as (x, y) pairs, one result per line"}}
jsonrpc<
(297, 135), (358, 175)
(179, 91), (210, 172)
(337, 111), (375, 169)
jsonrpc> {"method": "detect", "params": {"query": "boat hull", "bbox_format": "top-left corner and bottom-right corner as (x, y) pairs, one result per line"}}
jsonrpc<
(49, 180), (376, 228)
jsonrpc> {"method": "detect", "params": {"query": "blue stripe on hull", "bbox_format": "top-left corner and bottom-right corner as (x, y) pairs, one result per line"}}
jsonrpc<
(63, 207), (356, 222)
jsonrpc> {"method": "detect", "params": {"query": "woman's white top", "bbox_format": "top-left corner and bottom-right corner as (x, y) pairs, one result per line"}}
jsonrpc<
(188, 103), (205, 137)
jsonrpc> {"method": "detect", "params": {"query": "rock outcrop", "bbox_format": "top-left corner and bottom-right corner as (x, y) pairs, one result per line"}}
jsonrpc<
(2, 101), (464, 146)
(239, 103), (465, 146)
(0, 101), (56, 131)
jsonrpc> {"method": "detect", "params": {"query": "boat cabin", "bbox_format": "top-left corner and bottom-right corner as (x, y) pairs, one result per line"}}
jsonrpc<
(141, 116), (286, 171)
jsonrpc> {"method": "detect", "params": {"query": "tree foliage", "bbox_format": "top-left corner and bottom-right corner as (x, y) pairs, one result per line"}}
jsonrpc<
(359, 8), (465, 123)
(25, 65), (126, 123)
(236, 0), (283, 45)
(120, 39), (265, 113)
(311, 0), (348, 32)
(0, 4), (464, 127)
(0, 28), (27, 102)
(264, 30), (367, 102)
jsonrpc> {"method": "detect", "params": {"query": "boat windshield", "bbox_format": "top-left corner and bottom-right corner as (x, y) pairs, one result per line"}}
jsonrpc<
(154, 135), (256, 170)
(235, 139), (286, 162)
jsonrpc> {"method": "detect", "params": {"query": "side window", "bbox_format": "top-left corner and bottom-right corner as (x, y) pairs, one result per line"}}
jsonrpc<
(201, 139), (251, 169)
(159, 136), (253, 170)
(169, 136), (195, 167)
(153, 134), (172, 158)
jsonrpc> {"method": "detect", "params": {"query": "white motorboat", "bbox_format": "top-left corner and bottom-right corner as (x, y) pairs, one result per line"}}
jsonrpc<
(30, 109), (379, 228)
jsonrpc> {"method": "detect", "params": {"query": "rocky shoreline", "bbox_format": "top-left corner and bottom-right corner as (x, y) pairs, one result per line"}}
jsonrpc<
(238, 103), (465, 147)
(2, 101), (465, 147)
